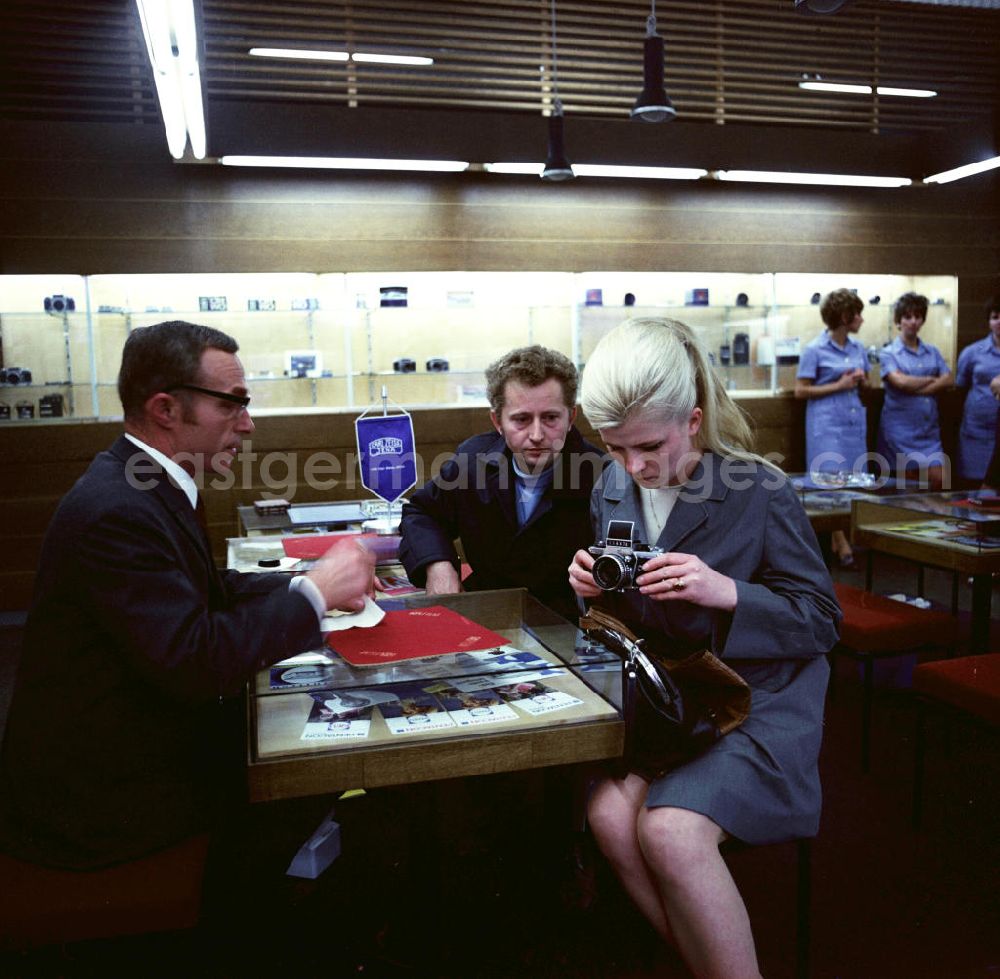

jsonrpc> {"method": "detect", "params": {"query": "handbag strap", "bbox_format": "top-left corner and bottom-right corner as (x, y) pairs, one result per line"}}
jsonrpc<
(579, 606), (643, 657)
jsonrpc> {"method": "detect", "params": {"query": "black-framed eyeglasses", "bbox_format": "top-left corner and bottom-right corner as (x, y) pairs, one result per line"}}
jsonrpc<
(166, 384), (251, 408)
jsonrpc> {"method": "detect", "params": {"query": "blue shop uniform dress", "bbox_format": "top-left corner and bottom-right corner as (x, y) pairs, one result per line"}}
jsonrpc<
(593, 454), (840, 845)
(797, 332), (869, 474)
(876, 337), (949, 471)
(956, 336), (1000, 481)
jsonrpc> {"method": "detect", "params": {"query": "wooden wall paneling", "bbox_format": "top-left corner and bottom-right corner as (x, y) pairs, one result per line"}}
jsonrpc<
(0, 388), (974, 610)
(2, 123), (997, 279)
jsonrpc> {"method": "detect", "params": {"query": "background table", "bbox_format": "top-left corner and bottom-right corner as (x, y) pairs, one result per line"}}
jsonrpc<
(238, 498), (404, 536)
(851, 492), (1000, 653)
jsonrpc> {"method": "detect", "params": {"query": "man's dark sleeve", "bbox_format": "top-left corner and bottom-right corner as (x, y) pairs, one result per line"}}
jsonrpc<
(398, 456), (465, 586)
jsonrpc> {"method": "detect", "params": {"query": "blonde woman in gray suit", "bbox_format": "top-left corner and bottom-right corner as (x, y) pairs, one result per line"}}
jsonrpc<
(569, 318), (840, 979)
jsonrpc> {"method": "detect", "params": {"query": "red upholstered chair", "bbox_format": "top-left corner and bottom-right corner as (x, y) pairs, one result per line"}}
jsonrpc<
(831, 583), (956, 772)
(0, 833), (210, 951)
(911, 654), (1000, 827)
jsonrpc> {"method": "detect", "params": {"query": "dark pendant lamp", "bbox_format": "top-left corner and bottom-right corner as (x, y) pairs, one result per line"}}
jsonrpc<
(631, 2), (676, 122)
(794, 0), (855, 13)
(541, 0), (574, 181)
(542, 100), (574, 181)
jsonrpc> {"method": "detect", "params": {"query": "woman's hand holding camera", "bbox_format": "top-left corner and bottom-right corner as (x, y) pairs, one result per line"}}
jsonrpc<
(636, 553), (738, 611)
(568, 549), (603, 599)
(569, 548), (738, 611)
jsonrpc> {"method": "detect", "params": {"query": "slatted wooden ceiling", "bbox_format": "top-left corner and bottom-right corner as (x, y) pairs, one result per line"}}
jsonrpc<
(1, 0), (998, 134)
(203, 0), (1000, 132)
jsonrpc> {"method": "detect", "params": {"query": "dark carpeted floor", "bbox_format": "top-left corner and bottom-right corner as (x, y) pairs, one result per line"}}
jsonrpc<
(1, 555), (998, 978)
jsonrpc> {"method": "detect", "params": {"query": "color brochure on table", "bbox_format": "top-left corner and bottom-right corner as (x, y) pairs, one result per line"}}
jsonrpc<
(299, 656), (582, 741)
(881, 519), (1000, 550)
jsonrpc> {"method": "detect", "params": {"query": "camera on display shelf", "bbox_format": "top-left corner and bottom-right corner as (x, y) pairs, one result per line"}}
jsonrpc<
(44, 295), (76, 314)
(0, 367), (33, 385)
(425, 358), (450, 372)
(588, 519), (663, 592)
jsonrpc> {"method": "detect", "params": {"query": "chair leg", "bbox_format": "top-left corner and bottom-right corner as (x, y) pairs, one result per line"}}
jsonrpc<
(861, 656), (874, 773)
(795, 837), (812, 979)
(912, 698), (927, 828)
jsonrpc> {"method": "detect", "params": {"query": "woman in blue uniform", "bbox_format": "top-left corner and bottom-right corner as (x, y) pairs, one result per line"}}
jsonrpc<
(795, 288), (870, 565)
(955, 295), (1000, 485)
(569, 318), (839, 979)
(876, 292), (952, 490)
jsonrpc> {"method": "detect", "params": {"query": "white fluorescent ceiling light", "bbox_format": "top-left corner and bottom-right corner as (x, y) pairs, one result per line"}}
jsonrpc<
(485, 163), (707, 180)
(877, 86), (937, 98)
(220, 156), (468, 172)
(352, 53), (434, 65)
(799, 81), (936, 97)
(717, 170), (912, 188)
(249, 47), (433, 66)
(249, 47), (348, 62)
(924, 155), (1000, 184)
(484, 163), (545, 175)
(136, 0), (206, 159)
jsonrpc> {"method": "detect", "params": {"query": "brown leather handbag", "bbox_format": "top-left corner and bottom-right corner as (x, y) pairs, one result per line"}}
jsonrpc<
(580, 606), (752, 780)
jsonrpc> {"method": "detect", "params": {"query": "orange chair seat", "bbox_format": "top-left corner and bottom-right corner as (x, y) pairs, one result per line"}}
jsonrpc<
(834, 584), (955, 653)
(0, 833), (210, 949)
(913, 654), (1000, 727)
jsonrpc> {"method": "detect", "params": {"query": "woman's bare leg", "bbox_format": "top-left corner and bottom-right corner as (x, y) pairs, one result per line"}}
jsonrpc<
(638, 806), (761, 979)
(587, 773), (673, 942)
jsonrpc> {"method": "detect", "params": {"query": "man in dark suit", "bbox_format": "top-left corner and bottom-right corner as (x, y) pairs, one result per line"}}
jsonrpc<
(398, 345), (605, 621)
(0, 321), (375, 870)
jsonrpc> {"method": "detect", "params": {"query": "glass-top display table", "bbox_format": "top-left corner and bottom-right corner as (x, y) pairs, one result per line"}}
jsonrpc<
(790, 472), (900, 537)
(246, 589), (624, 802)
(850, 490), (1000, 652)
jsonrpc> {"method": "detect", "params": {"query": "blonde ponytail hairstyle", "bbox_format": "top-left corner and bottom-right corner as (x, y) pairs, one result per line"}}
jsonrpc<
(580, 317), (769, 467)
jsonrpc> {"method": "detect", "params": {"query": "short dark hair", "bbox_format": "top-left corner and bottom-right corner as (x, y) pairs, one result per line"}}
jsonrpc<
(484, 345), (578, 413)
(118, 320), (239, 420)
(894, 292), (929, 324)
(985, 295), (1000, 318)
(820, 289), (864, 330)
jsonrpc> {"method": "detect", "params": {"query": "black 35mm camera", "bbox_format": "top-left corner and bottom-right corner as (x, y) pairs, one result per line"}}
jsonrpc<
(588, 519), (663, 591)
(44, 295), (75, 314)
(0, 367), (33, 386)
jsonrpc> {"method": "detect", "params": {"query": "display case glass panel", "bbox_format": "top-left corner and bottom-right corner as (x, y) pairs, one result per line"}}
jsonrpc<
(0, 271), (958, 421)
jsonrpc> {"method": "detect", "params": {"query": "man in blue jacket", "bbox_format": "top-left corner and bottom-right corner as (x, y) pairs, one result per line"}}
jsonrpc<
(399, 345), (605, 621)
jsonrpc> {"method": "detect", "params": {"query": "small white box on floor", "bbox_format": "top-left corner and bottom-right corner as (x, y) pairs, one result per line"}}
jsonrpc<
(286, 811), (341, 879)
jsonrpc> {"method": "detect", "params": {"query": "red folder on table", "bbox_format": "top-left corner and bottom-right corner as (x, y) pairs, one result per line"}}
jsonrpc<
(326, 606), (509, 666)
(282, 533), (400, 562)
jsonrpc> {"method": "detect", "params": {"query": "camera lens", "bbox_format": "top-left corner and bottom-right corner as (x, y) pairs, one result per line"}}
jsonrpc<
(592, 553), (628, 591)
